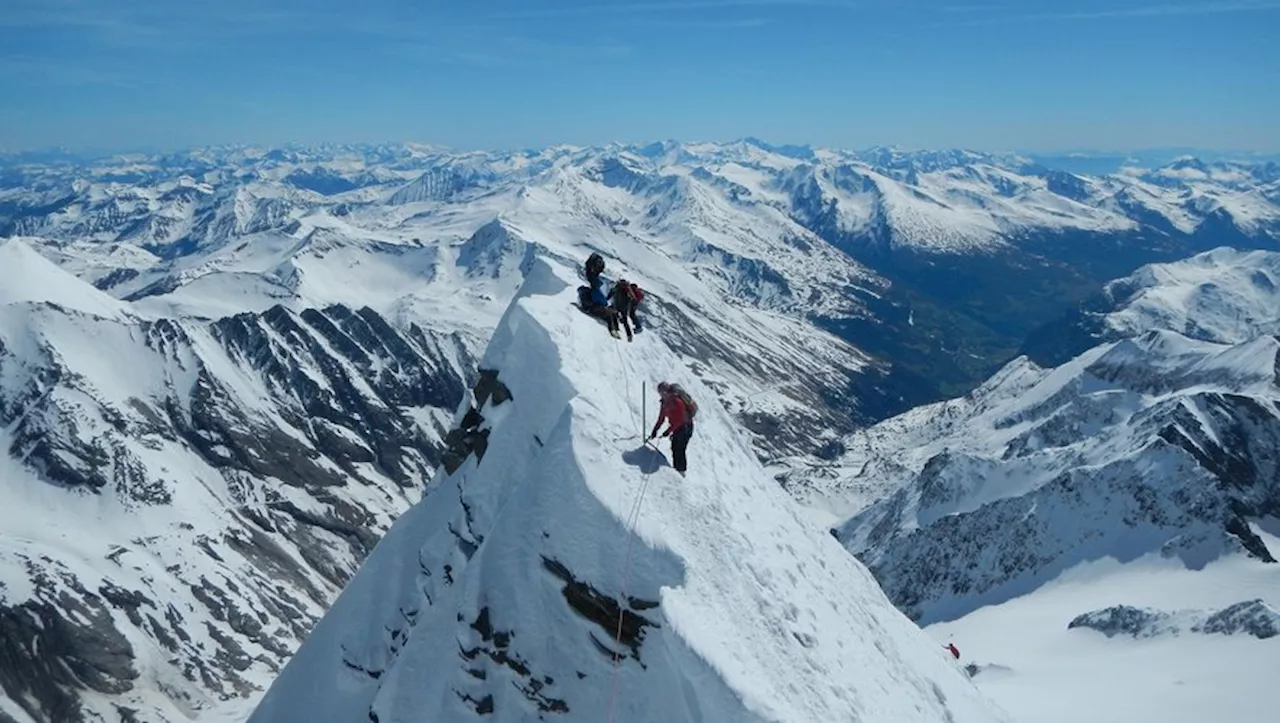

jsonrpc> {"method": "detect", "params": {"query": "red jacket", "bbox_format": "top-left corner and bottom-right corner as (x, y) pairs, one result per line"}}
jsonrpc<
(654, 395), (690, 434)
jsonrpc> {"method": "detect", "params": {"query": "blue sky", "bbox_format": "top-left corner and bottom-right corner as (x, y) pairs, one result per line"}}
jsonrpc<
(1, 0), (1276, 153)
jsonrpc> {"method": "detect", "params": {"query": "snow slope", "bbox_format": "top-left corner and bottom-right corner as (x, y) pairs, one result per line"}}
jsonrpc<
(0, 237), (129, 318)
(930, 528), (1280, 723)
(808, 247), (1280, 522)
(1020, 246), (1280, 369)
(249, 258), (1008, 723)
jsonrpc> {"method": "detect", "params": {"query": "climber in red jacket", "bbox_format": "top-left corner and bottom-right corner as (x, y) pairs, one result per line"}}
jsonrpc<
(648, 382), (696, 475)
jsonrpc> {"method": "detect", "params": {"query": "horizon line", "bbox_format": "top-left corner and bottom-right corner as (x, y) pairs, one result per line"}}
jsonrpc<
(2, 138), (1278, 161)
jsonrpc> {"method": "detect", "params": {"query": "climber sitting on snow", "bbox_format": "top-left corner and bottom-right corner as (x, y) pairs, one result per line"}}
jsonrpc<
(576, 254), (623, 338)
(649, 382), (697, 475)
(608, 278), (644, 341)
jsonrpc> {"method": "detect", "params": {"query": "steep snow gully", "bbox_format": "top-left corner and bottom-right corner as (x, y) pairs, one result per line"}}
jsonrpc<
(250, 259), (1007, 722)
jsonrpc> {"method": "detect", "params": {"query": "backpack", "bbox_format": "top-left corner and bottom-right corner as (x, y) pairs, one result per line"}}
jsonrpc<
(628, 283), (644, 303)
(585, 253), (605, 277)
(670, 384), (698, 420)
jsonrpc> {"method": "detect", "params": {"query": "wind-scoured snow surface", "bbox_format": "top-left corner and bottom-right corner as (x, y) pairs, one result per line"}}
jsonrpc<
(249, 258), (1008, 723)
(0, 240), (130, 318)
(0, 238), (470, 722)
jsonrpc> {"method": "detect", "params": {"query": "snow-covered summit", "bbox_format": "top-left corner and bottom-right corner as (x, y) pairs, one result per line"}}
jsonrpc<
(249, 258), (1007, 723)
(1022, 247), (1280, 366)
(0, 237), (129, 319)
(1101, 247), (1280, 344)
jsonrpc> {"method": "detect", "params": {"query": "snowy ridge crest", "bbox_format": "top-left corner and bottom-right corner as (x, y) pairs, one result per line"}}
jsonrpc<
(250, 259), (1006, 723)
(0, 238), (129, 319)
(1101, 248), (1280, 344)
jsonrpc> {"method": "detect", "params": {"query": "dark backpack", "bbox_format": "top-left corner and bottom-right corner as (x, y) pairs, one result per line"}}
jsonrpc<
(612, 280), (640, 307)
(585, 253), (605, 278)
(670, 384), (698, 420)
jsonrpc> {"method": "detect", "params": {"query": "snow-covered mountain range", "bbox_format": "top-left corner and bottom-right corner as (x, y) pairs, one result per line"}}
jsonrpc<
(5, 141), (1279, 410)
(817, 249), (1280, 722)
(4, 140), (1280, 721)
(1023, 246), (1280, 365)
(826, 248), (1280, 622)
(0, 239), (472, 722)
(249, 258), (1008, 723)
(834, 327), (1280, 621)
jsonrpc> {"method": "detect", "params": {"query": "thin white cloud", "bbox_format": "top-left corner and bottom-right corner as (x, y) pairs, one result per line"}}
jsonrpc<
(0, 0), (322, 43)
(384, 32), (634, 69)
(0, 55), (142, 89)
(623, 16), (774, 28)
(485, 0), (861, 21)
(949, 1), (1280, 26)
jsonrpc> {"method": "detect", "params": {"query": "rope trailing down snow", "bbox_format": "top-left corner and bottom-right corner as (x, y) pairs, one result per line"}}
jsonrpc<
(606, 341), (654, 723)
(606, 449), (655, 723)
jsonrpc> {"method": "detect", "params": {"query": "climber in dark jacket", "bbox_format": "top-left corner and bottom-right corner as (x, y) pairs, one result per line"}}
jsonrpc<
(607, 278), (644, 341)
(589, 275), (608, 307)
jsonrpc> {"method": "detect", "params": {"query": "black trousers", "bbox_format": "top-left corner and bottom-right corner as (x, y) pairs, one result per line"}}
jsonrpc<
(670, 423), (693, 472)
(612, 300), (640, 338)
(600, 307), (620, 332)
